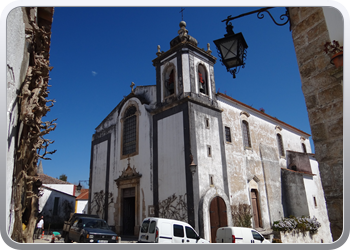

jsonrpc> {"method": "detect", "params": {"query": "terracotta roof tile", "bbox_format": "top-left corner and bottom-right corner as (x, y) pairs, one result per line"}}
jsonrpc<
(38, 173), (71, 184)
(76, 189), (89, 200)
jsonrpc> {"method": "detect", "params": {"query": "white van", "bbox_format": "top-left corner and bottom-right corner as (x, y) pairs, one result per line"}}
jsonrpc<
(216, 227), (270, 243)
(138, 217), (209, 244)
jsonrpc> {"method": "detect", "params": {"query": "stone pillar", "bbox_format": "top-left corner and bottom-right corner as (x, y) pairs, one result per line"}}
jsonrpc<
(289, 7), (343, 241)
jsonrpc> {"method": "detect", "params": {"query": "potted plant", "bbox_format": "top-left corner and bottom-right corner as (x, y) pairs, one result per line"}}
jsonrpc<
(324, 40), (343, 68)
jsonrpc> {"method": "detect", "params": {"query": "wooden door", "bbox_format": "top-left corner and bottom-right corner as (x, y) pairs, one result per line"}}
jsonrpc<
(209, 196), (227, 243)
(251, 189), (261, 228)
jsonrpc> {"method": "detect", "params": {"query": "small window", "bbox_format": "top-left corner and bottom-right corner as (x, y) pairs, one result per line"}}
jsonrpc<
(225, 126), (232, 142)
(242, 120), (251, 148)
(313, 196), (318, 208)
(277, 134), (285, 157)
(173, 224), (184, 237)
(185, 226), (198, 239)
(205, 118), (210, 129)
(210, 175), (214, 186)
(149, 221), (156, 233)
(141, 220), (150, 233)
(207, 145), (212, 157)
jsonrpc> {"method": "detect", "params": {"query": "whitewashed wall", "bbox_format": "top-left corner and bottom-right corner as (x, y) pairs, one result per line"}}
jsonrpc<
(39, 186), (76, 220)
(91, 93), (154, 226)
(157, 112), (187, 201)
(218, 94), (314, 230)
(76, 200), (88, 214)
(303, 157), (333, 242)
(194, 110), (224, 197)
(44, 184), (75, 196)
(6, 7), (29, 236)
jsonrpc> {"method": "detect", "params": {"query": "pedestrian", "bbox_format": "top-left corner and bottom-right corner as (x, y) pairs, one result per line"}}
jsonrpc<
(35, 216), (44, 239)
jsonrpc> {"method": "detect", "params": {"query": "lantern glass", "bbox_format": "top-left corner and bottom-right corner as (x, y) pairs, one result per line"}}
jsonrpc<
(214, 32), (248, 70)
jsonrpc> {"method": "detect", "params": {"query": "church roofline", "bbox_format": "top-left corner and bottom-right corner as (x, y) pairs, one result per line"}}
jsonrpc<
(95, 85), (155, 131)
(217, 92), (311, 137)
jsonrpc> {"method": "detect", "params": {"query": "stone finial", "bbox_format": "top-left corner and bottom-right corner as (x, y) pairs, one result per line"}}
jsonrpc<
(156, 45), (162, 56)
(178, 21), (188, 40)
(207, 43), (212, 54)
(130, 82), (135, 93)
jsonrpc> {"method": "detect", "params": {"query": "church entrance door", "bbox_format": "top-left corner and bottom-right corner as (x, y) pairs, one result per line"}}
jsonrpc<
(122, 188), (135, 235)
(209, 196), (227, 243)
(251, 189), (261, 228)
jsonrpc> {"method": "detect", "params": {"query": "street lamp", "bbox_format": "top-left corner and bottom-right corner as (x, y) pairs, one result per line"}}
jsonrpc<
(76, 180), (89, 191)
(213, 23), (248, 78)
(214, 7), (290, 79)
(189, 154), (197, 175)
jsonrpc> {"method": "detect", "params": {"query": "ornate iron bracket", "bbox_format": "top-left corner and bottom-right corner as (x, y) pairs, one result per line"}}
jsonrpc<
(222, 7), (291, 31)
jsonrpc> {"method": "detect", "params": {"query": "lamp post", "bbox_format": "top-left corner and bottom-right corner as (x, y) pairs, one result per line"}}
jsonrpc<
(214, 7), (290, 79)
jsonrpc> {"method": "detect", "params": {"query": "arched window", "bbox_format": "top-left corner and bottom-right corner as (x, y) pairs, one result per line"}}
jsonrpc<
(242, 120), (251, 148)
(122, 105), (137, 156)
(164, 67), (175, 98)
(277, 133), (285, 157)
(198, 64), (208, 95)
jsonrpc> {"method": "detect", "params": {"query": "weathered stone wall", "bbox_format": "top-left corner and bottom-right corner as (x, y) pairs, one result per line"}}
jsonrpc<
(275, 230), (332, 243)
(281, 169), (309, 218)
(289, 7), (343, 241)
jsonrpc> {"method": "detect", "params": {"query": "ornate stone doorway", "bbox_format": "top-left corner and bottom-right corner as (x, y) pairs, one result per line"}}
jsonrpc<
(115, 161), (142, 236)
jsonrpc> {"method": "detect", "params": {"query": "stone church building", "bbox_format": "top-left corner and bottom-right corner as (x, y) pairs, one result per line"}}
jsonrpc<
(88, 21), (332, 242)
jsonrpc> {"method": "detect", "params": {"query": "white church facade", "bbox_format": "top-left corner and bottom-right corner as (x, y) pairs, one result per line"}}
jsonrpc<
(89, 21), (332, 242)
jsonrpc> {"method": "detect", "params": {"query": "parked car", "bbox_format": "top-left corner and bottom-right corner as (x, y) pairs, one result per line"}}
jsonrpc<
(63, 213), (99, 240)
(216, 227), (270, 243)
(138, 217), (209, 243)
(64, 216), (118, 243)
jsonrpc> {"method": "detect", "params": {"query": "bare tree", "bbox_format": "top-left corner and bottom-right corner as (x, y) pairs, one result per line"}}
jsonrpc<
(90, 190), (113, 219)
(11, 9), (56, 243)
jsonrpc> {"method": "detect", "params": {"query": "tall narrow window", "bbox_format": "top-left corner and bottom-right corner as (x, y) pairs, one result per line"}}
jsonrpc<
(123, 105), (137, 156)
(225, 126), (232, 142)
(207, 145), (212, 157)
(302, 143), (307, 153)
(198, 64), (208, 95)
(242, 120), (251, 148)
(277, 133), (285, 157)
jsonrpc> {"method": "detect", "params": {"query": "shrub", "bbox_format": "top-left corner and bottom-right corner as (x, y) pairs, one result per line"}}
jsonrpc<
(231, 203), (253, 228)
(272, 216), (321, 234)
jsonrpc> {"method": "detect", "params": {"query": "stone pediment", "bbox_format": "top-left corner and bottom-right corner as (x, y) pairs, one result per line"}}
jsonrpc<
(115, 165), (142, 187)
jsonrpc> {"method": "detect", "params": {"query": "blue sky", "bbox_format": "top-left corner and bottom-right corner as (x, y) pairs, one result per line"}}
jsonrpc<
(42, 6), (311, 185)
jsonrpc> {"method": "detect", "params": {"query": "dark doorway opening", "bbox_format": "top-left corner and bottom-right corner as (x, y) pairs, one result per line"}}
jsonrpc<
(122, 188), (135, 235)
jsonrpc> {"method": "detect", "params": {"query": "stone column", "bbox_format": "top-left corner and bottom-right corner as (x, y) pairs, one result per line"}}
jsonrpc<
(289, 7), (343, 241)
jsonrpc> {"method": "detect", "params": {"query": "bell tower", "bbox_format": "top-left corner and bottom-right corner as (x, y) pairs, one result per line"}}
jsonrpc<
(152, 21), (218, 108)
